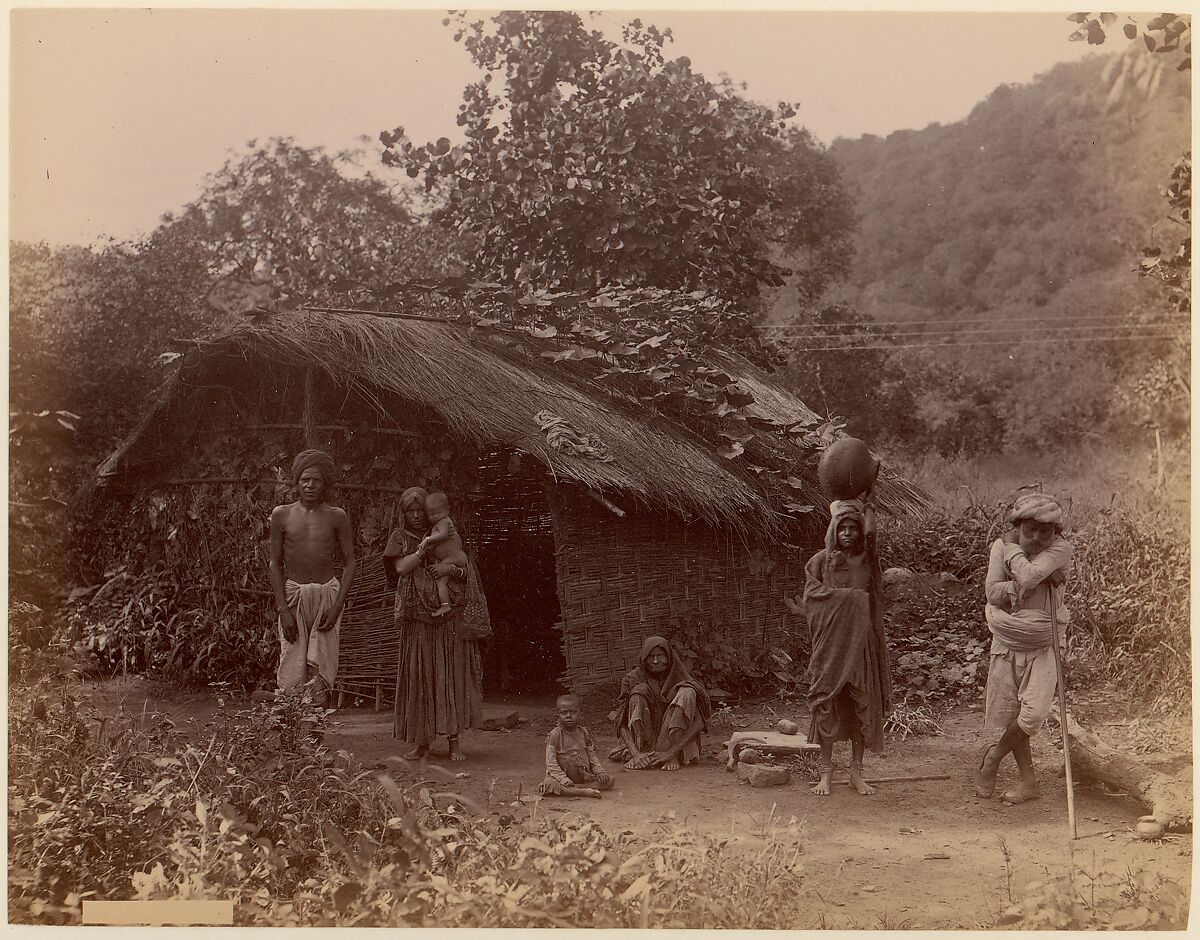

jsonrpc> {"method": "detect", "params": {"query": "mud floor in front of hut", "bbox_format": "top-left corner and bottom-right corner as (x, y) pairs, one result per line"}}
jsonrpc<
(83, 678), (1191, 929)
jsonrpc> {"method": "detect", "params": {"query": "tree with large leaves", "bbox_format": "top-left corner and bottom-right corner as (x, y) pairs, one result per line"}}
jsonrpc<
(383, 11), (852, 305)
(11, 138), (464, 463)
(373, 12), (857, 511)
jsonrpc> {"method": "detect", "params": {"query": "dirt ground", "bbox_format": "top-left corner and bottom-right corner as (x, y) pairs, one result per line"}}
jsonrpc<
(84, 677), (1191, 929)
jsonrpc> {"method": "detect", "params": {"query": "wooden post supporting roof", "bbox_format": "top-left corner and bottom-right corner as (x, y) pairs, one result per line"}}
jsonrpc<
(303, 365), (319, 449)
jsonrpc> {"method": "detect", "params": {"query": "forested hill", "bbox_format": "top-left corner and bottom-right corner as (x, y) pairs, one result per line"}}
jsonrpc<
(827, 48), (1190, 326)
(771, 47), (1190, 454)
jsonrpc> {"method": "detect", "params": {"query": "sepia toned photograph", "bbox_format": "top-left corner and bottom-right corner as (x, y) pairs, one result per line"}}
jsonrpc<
(7, 4), (1192, 929)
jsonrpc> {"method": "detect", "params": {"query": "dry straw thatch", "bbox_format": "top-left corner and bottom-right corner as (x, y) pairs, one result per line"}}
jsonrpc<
(95, 310), (929, 534)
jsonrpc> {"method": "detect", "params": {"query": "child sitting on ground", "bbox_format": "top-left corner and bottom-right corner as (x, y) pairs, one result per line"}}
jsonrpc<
(417, 491), (470, 618)
(537, 694), (614, 798)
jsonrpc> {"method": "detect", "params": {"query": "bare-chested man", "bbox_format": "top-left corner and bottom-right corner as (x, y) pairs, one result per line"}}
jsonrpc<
(269, 449), (356, 706)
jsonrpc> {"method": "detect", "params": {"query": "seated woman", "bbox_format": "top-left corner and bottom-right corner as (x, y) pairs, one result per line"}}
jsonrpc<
(609, 636), (710, 771)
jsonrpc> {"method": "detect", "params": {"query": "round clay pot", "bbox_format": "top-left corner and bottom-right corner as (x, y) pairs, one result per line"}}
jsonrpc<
(738, 748), (764, 764)
(1136, 816), (1165, 840)
(817, 438), (880, 500)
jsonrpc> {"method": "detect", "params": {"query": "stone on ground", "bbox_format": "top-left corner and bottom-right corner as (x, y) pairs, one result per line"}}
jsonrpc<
(737, 763), (791, 787)
(478, 708), (520, 731)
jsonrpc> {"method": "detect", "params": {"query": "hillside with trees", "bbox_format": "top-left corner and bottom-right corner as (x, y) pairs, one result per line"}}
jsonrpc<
(772, 45), (1190, 455)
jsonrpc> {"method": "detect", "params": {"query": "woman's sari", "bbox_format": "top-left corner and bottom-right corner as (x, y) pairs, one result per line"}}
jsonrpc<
(383, 491), (491, 748)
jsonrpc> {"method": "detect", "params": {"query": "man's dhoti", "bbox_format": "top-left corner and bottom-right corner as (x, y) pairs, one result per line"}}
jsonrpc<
(983, 646), (1058, 737)
(277, 578), (341, 693)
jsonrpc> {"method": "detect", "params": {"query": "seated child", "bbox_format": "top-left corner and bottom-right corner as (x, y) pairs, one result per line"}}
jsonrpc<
(418, 491), (470, 618)
(537, 694), (614, 798)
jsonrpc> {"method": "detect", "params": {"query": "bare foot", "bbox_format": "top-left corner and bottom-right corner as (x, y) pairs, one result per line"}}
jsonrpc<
(448, 739), (467, 762)
(661, 756), (681, 771)
(569, 787), (602, 799)
(810, 769), (832, 796)
(975, 742), (1000, 798)
(849, 765), (876, 796)
(1002, 782), (1041, 804)
(624, 752), (657, 770)
(401, 745), (429, 761)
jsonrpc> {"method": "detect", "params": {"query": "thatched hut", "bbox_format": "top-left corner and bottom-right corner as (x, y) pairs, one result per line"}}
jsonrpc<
(84, 310), (926, 698)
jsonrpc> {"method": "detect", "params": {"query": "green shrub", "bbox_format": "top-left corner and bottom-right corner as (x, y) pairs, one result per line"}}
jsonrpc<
(879, 501), (1189, 705)
(996, 861), (1189, 929)
(66, 567), (276, 689)
(9, 668), (816, 928)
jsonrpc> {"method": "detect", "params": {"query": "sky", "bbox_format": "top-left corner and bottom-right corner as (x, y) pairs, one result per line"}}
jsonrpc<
(9, 5), (1104, 247)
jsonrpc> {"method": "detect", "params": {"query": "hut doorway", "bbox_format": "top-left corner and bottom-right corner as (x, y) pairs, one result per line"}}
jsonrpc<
(469, 452), (566, 695)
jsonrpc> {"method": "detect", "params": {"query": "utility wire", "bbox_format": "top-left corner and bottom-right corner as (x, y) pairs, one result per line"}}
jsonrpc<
(757, 313), (1191, 330)
(762, 320), (1189, 341)
(778, 333), (1189, 352)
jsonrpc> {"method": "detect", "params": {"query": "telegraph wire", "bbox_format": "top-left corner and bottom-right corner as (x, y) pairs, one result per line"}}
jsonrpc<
(756, 313), (1191, 330)
(759, 320), (1189, 341)
(777, 333), (1189, 352)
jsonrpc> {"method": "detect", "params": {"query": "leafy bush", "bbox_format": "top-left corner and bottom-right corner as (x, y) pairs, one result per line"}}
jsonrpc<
(10, 665), (818, 928)
(995, 860), (1189, 929)
(668, 620), (805, 697)
(8, 684), (404, 924)
(879, 500), (1189, 705)
(878, 499), (1003, 580)
(65, 568), (277, 689)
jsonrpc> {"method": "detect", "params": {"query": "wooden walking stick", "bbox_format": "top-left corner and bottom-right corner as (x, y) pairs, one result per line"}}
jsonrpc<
(1049, 585), (1078, 839)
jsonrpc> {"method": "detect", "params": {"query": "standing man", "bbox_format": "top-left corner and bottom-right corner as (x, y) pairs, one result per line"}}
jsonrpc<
(269, 449), (356, 707)
(976, 493), (1071, 804)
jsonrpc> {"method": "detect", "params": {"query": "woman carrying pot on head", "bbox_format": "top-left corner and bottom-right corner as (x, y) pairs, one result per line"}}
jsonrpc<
(383, 486), (492, 762)
(797, 485), (891, 798)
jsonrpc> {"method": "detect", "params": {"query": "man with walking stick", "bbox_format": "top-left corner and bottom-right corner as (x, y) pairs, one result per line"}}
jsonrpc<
(975, 493), (1073, 808)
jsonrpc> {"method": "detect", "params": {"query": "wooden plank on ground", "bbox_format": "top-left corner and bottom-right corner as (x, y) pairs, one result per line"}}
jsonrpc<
(723, 729), (820, 768)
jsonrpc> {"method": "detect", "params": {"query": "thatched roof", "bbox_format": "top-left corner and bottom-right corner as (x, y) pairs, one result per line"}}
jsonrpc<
(94, 310), (929, 536)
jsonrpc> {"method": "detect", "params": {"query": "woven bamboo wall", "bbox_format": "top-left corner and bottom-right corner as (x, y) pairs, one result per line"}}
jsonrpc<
(545, 487), (813, 693)
(336, 449), (561, 703)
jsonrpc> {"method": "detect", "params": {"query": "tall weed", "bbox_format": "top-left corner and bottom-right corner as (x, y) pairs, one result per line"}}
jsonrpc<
(1069, 508), (1190, 696)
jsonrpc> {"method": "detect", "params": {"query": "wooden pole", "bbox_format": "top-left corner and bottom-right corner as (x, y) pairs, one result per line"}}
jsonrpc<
(303, 365), (319, 449)
(1154, 427), (1165, 490)
(588, 488), (626, 517)
(1050, 587), (1078, 839)
(809, 773), (952, 785)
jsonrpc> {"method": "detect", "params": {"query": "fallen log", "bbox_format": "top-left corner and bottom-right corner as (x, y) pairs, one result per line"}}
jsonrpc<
(809, 774), (952, 786)
(1066, 715), (1192, 831)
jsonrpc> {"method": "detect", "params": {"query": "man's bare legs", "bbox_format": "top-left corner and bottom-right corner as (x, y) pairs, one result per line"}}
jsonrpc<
(976, 718), (1038, 801)
(811, 740), (834, 795)
(1003, 735), (1039, 803)
(848, 734), (875, 795)
(401, 743), (430, 761)
(448, 735), (467, 762)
